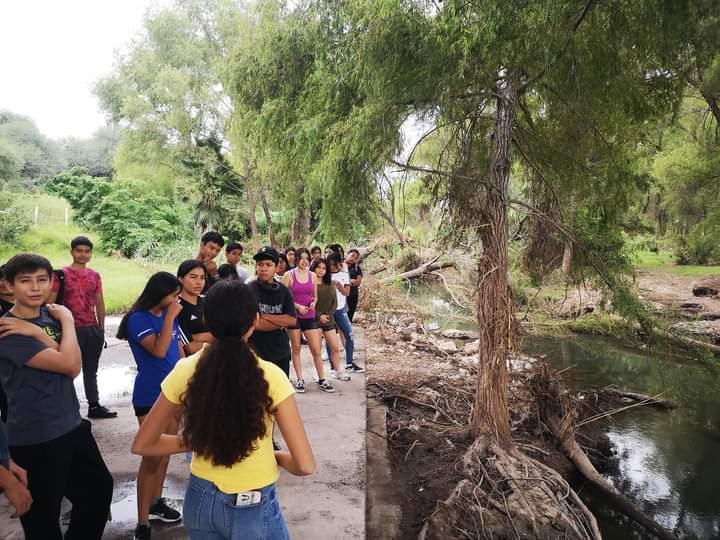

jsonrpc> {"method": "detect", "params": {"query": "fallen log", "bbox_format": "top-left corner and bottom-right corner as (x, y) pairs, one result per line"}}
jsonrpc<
(546, 414), (677, 540)
(381, 260), (454, 284)
(532, 365), (678, 540)
(667, 327), (720, 355)
(370, 265), (387, 275)
(603, 386), (676, 409)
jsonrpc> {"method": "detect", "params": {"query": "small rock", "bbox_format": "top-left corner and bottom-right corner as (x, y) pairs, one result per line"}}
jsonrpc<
(463, 340), (480, 355)
(693, 277), (720, 297)
(441, 328), (480, 340)
(436, 340), (458, 353)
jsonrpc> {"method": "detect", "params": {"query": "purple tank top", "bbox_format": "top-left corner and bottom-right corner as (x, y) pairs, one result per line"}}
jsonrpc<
(289, 269), (315, 319)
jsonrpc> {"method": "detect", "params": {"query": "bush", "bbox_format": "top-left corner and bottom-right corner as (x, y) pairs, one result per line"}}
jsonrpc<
(0, 191), (30, 243)
(675, 229), (720, 265)
(47, 168), (195, 257)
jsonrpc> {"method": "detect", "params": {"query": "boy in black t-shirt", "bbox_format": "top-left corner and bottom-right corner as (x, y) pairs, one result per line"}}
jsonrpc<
(247, 247), (297, 376)
(0, 254), (112, 540)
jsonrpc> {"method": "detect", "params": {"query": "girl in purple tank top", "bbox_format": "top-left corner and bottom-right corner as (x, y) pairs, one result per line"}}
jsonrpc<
(282, 248), (335, 394)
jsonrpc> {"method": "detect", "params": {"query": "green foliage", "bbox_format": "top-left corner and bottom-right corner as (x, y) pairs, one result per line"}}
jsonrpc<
(59, 127), (119, 178)
(0, 191), (30, 243)
(0, 111), (66, 186)
(47, 168), (193, 257)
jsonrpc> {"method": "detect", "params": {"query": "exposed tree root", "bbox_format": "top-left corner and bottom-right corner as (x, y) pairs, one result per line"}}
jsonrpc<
(420, 436), (601, 540)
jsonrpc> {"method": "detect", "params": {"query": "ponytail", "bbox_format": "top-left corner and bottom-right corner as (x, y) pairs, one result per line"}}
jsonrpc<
(179, 280), (272, 467)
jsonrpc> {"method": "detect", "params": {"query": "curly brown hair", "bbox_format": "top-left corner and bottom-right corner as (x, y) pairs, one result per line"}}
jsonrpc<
(180, 281), (273, 467)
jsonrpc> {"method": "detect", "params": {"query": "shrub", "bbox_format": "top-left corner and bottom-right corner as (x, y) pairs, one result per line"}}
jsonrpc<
(0, 191), (30, 243)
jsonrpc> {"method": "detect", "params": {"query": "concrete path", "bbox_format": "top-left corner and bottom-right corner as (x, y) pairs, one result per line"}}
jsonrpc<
(1, 328), (367, 539)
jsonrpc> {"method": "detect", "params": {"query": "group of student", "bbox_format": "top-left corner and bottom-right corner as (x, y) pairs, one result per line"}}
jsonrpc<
(0, 231), (364, 540)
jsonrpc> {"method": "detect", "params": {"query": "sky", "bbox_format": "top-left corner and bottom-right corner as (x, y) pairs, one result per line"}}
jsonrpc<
(0, 0), (160, 140)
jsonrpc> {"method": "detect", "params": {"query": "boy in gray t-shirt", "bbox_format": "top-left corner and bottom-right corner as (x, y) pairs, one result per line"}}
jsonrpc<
(0, 254), (113, 540)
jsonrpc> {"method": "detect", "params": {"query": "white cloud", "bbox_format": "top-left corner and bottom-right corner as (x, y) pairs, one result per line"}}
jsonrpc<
(0, 0), (157, 139)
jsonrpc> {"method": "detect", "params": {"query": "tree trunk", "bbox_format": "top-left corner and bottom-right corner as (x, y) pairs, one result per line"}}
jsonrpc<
(471, 81), (517, 448)
(259, 189), (276, 247)
(243, 161), (259, 248)
(561, 240), (573, 274)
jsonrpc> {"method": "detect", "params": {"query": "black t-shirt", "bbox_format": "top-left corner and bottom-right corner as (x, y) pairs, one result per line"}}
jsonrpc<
(248, 280), (296, 362)
(0, 298), (13, 315)
(348, 263), (363, 300)
(178, 297), (207, 343)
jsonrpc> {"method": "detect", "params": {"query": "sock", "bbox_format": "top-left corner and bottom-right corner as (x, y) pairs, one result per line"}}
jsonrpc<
(151, 497), (161, 507)
(137, 521), (150, 528)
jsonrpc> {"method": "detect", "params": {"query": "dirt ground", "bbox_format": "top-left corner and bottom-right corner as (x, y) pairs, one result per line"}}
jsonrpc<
(363, 316), (616, 539)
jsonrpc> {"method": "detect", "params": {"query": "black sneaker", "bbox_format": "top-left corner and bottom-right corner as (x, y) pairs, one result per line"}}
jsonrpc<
(344, 362), (365, 373)
(273, 439), (282, 451)
(148, 498), (181, 523)
(88, 405), (118, 419)
(134, 524), (151, 540)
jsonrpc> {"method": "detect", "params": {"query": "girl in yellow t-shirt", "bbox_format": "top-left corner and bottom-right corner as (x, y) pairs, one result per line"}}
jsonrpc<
(131, 280), (315, 540)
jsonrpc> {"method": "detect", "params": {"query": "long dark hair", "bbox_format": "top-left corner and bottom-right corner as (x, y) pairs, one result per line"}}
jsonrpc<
(117, 272), (180, 340)
(310, 258), (331, 285)
(180, 281), (273, 467)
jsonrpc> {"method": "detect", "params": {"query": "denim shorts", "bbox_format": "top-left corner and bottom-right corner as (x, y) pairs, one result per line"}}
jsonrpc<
(183, 474), (289, 540)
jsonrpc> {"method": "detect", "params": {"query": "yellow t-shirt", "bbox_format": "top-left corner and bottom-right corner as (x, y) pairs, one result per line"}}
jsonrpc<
(161, 349), (295, 494)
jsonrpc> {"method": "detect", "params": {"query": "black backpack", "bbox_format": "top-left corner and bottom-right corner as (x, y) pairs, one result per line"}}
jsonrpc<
(54, 269), (65, 305)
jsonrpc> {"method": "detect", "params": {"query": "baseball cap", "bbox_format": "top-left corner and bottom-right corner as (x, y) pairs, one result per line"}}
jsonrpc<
(253, 246), (280, 263)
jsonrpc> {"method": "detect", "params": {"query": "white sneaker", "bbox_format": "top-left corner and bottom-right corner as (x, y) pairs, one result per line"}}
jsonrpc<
(331, 369), (351, 381)
(321, 349), (328, 360)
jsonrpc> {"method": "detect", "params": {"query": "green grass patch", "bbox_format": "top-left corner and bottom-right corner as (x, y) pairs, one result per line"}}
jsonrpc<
(633, 250), (720, 276)
(0, 223), (174, 313)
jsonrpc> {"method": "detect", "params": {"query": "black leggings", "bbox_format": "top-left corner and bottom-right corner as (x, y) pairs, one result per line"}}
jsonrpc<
(9, 420), (113, 540)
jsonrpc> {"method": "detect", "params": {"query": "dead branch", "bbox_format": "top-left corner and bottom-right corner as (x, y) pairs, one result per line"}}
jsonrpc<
(602, 386), (676, 410)
(430, 271), (468, 309)
(381, 259), (454, 285)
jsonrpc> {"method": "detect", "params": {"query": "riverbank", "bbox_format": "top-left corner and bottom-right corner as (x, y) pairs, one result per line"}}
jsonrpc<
(362, 314), (623, 539)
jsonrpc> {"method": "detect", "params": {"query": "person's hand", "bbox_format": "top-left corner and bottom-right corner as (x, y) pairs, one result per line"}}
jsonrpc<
(296, 305), (308, 315)
(309, 301), (316, 309)
(0, 318), (44, 340)
(9, 461), (28, 487)
(4, 474), (32, 517)
(167, 302), (183, 320)
(320, 314), (330, 324)
(204, 259), (218, 276)
(46, 304), (74, 324)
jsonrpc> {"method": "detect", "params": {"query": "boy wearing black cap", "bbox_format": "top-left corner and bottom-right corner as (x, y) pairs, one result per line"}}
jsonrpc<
(247, 247), (297, 376)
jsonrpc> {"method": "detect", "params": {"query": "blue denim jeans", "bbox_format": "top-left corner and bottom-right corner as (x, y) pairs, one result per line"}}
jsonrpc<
(183, 475), (289, 540)
(326, 305), (354, 367)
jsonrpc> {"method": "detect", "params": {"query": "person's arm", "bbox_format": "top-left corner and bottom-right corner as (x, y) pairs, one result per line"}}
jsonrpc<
(0, 463), (32, 517)
(24, 305), (81, 377)
(138, 303), (183, 359)
(310, 274), (318, 310)
(350, 269), (362, 288)
(184, 332), (213, 355)
(0, 318), (60, 350)
(131, 394), (185, 456)
(273, 395), (315, 476)
(95, 288), (105, 331)
(255, 314), (297, 331)
(334, 278), (351, 297)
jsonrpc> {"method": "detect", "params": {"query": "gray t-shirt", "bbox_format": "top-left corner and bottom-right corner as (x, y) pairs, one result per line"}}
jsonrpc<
(0, 308), (81, 446)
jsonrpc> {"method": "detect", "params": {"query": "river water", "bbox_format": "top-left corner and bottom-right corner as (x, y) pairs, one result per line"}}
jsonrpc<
(409, 285), (720, 539)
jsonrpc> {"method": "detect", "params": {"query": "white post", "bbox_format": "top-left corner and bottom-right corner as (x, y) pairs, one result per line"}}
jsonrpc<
(65, 207), (69, 225)
(34, 206), (39, 225)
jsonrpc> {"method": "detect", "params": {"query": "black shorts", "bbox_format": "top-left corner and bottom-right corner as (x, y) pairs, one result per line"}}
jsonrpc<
(290, 318), (319, 331)
(320, 323), (336, 332)
(134, 405), (153, 417)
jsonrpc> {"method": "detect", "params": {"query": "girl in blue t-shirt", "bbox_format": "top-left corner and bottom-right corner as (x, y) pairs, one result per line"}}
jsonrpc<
(117, 271), (184, 539)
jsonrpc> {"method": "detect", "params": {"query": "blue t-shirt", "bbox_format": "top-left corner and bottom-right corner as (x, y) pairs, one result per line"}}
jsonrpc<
(127, 310), (182, 407)
(0, 308), (81, 445)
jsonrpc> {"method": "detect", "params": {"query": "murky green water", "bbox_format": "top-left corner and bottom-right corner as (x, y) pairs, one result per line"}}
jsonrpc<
(408, 284), (720, 539)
